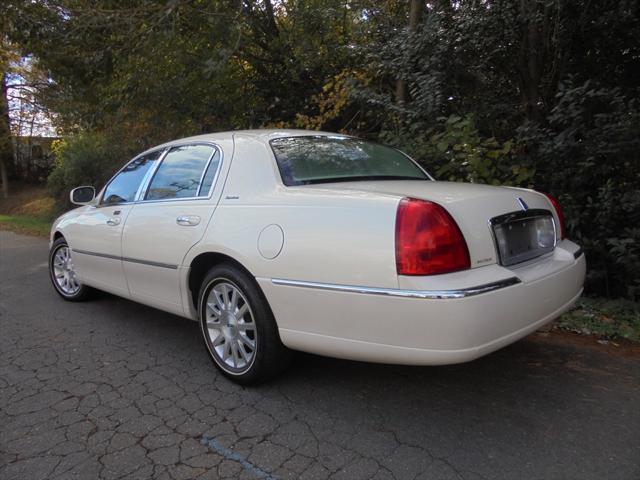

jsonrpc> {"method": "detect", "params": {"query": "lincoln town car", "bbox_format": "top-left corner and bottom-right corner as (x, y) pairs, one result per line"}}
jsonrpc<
(49, 130), (586, 383)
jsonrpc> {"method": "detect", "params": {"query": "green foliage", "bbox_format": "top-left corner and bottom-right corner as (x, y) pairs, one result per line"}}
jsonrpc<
(47, 132), (127, 206)
(557, 297), (640, 342)
(518, 80), (640, 299)
(380, 115), (534, 187)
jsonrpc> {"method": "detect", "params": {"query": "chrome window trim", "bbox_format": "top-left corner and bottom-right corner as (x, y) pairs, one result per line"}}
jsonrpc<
(139, 141), (223, 204)
(270, 277), (521, 299)
(196, 148), (220, 196)
(134, 148), (169, 201)
(94, 141), (223, 207)
(97, 147), (168, 207)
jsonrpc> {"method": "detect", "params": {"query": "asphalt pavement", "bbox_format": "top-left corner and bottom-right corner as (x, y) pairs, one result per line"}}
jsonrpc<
(1, 230), (639, 480)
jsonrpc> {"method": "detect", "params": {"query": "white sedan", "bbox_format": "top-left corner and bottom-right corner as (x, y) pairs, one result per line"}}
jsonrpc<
(49, 130), (586, 384)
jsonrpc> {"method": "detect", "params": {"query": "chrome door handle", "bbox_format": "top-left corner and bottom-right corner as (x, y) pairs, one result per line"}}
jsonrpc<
(176, 215), (201, 226)
(106, 218), (121, 226)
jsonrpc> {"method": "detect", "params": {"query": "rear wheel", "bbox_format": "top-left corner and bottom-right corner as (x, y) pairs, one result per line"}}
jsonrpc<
(49, 237), (92, 301)
(198, 263), (291, 384)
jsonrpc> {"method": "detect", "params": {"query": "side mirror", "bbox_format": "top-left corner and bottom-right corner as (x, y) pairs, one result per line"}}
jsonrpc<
(70, 186), (96, 205)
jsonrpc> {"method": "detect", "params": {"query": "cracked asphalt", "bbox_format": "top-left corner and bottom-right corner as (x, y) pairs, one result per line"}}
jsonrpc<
(1, 230), (639, 480)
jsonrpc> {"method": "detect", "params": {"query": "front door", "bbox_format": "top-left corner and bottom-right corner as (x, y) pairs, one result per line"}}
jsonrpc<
(121, 144), (223, 316)
(68, 150), (163, 296)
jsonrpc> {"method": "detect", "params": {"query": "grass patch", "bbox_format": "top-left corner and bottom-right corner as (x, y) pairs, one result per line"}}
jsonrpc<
(0, 214), (51, 237)
(0, 183), (58, 237)
(556, 297), (640, 342)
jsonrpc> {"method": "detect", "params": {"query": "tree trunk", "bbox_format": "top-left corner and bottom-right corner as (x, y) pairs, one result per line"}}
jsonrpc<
(0, 72), (12, 198)
(396, 0), (423, 105)
(517, 0), (550, 122)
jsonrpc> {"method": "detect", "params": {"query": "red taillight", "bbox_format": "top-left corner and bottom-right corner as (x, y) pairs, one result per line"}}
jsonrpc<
(543, 193), (566, 240)
(395, 198), (471, 276)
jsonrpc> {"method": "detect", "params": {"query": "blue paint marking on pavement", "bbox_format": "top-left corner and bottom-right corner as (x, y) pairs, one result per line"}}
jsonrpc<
(201, 435), (277, 479)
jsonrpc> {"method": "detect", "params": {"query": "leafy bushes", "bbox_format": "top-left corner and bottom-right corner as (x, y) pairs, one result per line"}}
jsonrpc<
(519, 80), (640, 299)
(47, 132), (128, 207)
(380, 115), (535, 187)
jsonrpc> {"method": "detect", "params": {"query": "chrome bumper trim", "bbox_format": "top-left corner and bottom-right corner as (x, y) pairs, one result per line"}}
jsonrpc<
(271, 277), (521, 299)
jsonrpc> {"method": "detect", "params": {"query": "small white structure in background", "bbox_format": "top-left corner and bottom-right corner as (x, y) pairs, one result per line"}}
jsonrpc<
(48, 130), (586, 384)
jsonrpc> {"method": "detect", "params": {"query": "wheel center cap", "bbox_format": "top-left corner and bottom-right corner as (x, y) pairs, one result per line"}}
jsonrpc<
(221, 311), (238, 338)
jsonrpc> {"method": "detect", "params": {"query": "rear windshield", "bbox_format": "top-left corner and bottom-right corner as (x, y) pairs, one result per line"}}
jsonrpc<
(269, 136), (430, 186)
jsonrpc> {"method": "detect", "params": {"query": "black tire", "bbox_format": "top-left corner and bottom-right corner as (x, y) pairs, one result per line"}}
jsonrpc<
(49, 237), (93, 301)
(198, 263), (292, 385)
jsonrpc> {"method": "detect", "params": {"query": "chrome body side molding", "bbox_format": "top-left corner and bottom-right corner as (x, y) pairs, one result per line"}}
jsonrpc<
(270, 277), (521, 299)
(73, 249), (178, 270)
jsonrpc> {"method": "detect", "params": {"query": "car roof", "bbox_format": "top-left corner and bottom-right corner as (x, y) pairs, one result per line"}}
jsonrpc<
(155, 129), (349, 148)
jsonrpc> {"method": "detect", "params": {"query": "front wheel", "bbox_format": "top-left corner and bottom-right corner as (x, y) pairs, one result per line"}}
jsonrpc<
(49, 237), (93, 301)
(198, 263), (292, 384)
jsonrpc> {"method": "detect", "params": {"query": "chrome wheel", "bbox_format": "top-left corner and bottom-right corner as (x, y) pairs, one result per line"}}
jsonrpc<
(52, 246), (81, 295)
(204, 281), (257, 372)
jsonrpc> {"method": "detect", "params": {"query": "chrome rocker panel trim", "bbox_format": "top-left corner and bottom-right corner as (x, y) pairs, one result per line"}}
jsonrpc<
(271, 277), (521, 300)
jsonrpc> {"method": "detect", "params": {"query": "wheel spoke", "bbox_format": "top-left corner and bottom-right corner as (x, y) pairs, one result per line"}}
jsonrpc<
(230, 289), (238, 311)
(211, 333), (225, 347)
(231, 342), (239, 368)
(236, 340), (249, 362)
(206, 319), (223, 330)
(212, 286), (226, 310)
(236, 303), (248, 319)
(207, 302), (221, 319)
(238, 333), (255, 350)
(236, 322), (253, 331)
(221, 284), (230, 308)
(222, 340), (231, 361)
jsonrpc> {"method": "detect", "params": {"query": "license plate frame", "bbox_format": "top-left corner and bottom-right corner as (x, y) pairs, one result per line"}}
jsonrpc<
(490, 209), (557, 267)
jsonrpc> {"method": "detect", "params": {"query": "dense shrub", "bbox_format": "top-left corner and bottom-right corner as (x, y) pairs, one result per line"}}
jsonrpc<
(380, 115), (535, 187)
(47, 132), (128, 207)
(519, 80), (640, 299)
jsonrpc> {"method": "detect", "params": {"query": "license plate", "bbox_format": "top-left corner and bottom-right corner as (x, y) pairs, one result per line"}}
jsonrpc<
(491, 210), (556, 266)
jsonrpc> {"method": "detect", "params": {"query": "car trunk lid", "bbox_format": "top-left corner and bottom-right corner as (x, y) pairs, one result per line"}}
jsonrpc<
(307, 180), (556, 270)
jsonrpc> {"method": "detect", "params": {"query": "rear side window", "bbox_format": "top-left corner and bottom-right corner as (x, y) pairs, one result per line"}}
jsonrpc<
(102, 151), (162, 205)
(270, 136), (429, 186)
(145, 145), (217, 200)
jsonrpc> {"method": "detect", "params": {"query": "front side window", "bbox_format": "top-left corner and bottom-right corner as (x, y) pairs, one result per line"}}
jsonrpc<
(102, 150), (162, 205)
(270, 136), (429, 186)
(145, 144), (216, 200)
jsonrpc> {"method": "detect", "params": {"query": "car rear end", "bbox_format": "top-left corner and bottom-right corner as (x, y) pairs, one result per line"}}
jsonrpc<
(258, 133), (586, 364)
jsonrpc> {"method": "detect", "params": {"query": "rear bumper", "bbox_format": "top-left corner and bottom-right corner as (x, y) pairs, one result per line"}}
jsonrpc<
(258, 241), (586, 365)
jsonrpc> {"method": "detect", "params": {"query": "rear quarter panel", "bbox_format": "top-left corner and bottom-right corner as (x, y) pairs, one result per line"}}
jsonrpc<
(183, 134), (401, 289)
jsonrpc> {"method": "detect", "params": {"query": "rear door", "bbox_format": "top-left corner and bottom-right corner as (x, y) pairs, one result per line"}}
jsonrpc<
(121, 143), (224, 315)
(69, 150), (162, 296)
